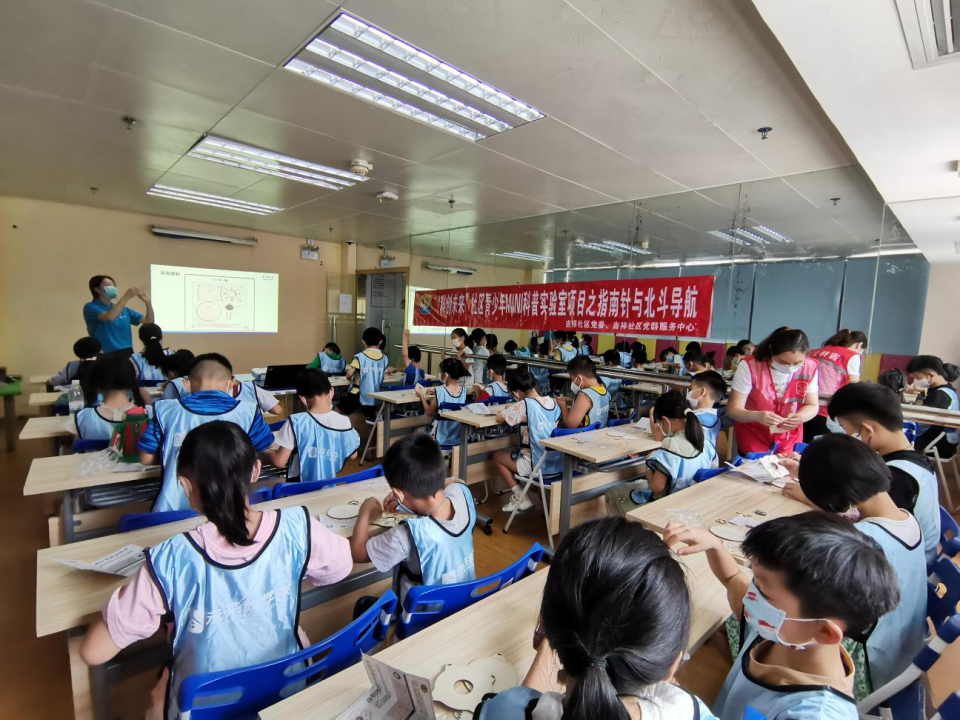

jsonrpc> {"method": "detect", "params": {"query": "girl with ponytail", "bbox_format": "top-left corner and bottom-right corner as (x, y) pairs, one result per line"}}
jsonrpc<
(131, 323), (172, 383)
(906, 354), (960, 458)
(476, 518), (715, 719)
(804, 328), (868, 441)
(80, 421), (354, 718)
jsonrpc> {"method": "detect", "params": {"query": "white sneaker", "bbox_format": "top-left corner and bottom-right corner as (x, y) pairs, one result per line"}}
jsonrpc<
(503, 492), (534, 513)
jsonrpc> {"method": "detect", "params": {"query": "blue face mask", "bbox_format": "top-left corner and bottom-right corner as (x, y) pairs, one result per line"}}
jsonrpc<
(103, 286), (119, 300)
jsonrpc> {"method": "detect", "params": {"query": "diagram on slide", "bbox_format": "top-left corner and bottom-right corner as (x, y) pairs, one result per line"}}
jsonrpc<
(185, 275), (255, 331)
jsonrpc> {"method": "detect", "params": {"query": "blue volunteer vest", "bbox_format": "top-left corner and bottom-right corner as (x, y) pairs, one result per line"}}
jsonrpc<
(151, 397), (262, 512)
(715, 632), (858, 719)
(131, 350), (172, 382)
(75, 404), (149, 440)
(647, 445), (714, 495)
(855, 517), (927, 690)
(286, 412), (360, 482)
(557, 343), (576, 362)
(605, 376), (630, 410)
(695, 410), (722, 463)
(521, 398), (562, 476)
(353, 350), (389, 406)
(404, 364), (426, 385)
(478, 685), (717, 720)
(163, 377), (188, 401)
(579, 385), (610, 427)
(401, 482), (476, 588)
(578, 344), (592, 356)
(433, 384), (466, 447)
(513, 347), (532, 358)
(149, 507), (310, 720)
(619, 351), (632, 368)
(529, 365), (550, 395)
(317, 353), (346, 375)
(484, 380), (510, 398)
(887, 458), (941, 565)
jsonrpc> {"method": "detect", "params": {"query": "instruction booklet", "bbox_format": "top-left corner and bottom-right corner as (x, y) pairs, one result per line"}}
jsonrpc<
(55, 544), (146, 577)
(337, 654), (435, 720)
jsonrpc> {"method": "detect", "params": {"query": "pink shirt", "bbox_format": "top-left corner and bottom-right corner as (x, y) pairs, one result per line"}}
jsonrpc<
(104, 510), (353, 649)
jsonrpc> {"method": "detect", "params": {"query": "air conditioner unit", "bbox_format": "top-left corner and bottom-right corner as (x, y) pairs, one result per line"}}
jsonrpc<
(422, 261), (476, 276)
(895, 0), (960, 69)
(150, 225), (257, 247)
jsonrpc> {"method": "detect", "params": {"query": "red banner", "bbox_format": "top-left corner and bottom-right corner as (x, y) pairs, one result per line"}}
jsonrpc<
(414, 276), (715, 337)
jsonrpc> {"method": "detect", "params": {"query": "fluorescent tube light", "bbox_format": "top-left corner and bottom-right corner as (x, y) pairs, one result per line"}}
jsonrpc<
(752, 225), (793, 243)
(733, 228), (769, 245)
(329, 13), (542, 123)
(846, 248), (924, 259)
(305, 38), (510, 133)
(491, 251), (553, 261)
(146, 184), (282, 216)
(188, 136), (365, 190)
(285, 58), (485, 141)
(708, 230), (737, 242)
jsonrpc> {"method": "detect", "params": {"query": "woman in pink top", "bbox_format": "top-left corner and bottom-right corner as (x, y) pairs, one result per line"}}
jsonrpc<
(79, 421), (354, 720)
(803, 329), (867, 441)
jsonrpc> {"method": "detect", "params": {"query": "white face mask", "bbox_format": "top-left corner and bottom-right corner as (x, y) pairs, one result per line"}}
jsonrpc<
(452, 338), (461, 348)
(570, 379), (581, 395)
(825, 416), (845, 434)
(743, 582), (822, 650)
(685, 388), (702, 407)
(914, 378), (931, 389)
(771, 361), (803, 374)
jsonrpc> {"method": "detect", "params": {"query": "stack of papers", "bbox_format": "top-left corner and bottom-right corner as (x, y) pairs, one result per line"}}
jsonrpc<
(730, 456), (790, 485)
(55, 545), (146, 577)
(464, 403), (495, 416)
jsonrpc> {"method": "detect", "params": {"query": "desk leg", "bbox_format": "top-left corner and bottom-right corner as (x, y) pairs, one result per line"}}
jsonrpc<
(558, 454), (574, 540)
(62, 490), (76, 544)
(3, 395), (14, 451)
(458, 422), (469, 481)
(91, 660), (110, 720)
(382, 406), (392, 454)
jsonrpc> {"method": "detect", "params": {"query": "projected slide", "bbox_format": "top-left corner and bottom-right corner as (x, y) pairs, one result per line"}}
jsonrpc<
(151, 264), (279, 333)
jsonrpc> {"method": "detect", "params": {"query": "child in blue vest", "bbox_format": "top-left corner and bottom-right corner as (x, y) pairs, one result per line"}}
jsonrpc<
(49, 337), (101, 388)
(266, 369), (360, 482)
(905, 354), (960, 458)
(139, 353), (274, 512)
(477, 518), (717, 719)
(351, 434), (476, 603)
(130, 323), (172, 383)
(74, 354), (152, 440)
(826, 382), (941, 564)
(601, 350), (630, 415)
(232, 379), (282, 416)
(80, 421), (354, 720)
(473, 353), (510, 400)
(416, 358), (469, 447)
(686, 370), (726, 464)
(159, 349), (195, 400)
(386, 328), (425, 385)
(551, 330), (577, 363)
(340, 327), (390, 418)
(665, 513), (899, 720)
(557, 355), (610, 429)
(309, 341), (346, 375)
(528, 341), (552, 396)
(795, 435), (927, 697)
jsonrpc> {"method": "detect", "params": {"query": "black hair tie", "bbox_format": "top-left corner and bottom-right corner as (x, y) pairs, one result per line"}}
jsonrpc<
(589, 657), (608, 669)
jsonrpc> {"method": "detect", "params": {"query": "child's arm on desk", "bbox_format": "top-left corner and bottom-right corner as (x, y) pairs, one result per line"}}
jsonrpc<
(349, 497), (383, 563)
(664, 522), (749, 617)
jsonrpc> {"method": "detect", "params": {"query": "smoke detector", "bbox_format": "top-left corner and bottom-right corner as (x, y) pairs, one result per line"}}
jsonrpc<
(376, 190), (399, 202)
(350, 159), (373, 176)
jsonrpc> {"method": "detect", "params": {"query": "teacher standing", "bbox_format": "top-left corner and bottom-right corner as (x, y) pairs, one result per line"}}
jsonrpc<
(83, 275), (154, 355)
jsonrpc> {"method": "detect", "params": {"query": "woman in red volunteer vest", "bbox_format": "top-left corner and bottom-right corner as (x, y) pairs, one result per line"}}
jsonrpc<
(803, 329), (868, 441)
(727, 327), (820, 455)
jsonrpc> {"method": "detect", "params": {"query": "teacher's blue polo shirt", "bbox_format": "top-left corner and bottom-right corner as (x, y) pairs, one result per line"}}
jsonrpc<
(83, 299), (143, 353)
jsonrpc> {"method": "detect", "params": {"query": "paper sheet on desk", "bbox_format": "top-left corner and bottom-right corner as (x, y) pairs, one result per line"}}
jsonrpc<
(337, 654), (436, 720)
(316, 513), (357, 531)
(113, 462), (159, 473)
(729, 456), (789, 485)
(55, 544), (146, 577)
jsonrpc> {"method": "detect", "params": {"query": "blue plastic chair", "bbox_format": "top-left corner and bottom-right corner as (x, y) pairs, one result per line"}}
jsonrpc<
(743, 441), (781, 461)
(481, 396), (514, 406)
(743, 709), (769, 720)
(794, 442), (809, 454)
(396, 544), (544, 639)
(272, 465), (385, 499)
(268, 419), (286, 432)
(607, 417), (633, 428)
(119, 509), (200, 532)
(552, 421), (603, 439)
(72, 438), (110, 454)
(248, 486), (272, 505)
(178, 590), (397, 719)
(693, 467), (729, 483)
(903, 420), (918, 443)
(940, 506), (960, 555)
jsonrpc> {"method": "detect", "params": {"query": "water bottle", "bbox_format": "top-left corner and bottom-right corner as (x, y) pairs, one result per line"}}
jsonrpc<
(68, 379), (84, 415)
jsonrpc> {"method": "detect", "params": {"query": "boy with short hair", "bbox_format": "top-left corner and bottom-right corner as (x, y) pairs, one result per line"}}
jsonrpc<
(474, 353), (510, 400)
(827, 382), (940, 563)
(557, 355), (610, 428)
(551, 331), (576, 363)
(386, 328), (425, 385)
(139, 353), (274, 512)
(351, 434), (476, 600)
(265, 369), (360, 482)
(341, 327), (390, 417)
(50, 337), (102, 387)
(308, 341), (346, 375)
(687, 370), (726, 463)
(601, 350), (629, 415)
(665, 513), (899, 719)
(795, 434), (928, 693)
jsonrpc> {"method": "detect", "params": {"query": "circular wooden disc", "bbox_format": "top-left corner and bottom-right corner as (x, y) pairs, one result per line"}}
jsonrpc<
(327, 504), (360, 520)
(710, 524), (747, 542)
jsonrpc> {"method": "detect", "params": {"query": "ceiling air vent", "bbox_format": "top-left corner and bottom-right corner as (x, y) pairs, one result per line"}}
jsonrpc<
(896, 0), (960, 68)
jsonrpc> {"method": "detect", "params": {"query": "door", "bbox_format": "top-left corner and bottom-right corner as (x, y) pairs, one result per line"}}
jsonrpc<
(356, 271), (407, 365)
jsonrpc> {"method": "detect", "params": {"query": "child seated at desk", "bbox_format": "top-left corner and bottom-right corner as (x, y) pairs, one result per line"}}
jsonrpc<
(80, 421), (353, 720)
(49, 337), (101, 388)
(665, 513), (898, 719)
(604, 391), (712, 516)
(725, 344), (745, 372)
(265, 369), (360, 482)
(351, 434), (475, 602)
(878, 368), (907, 402)
(470, 328), (490, 386)
(386, 328), (425, 385)
(790, 435), (927, 697)
(631, 341), (649, 366)
(683, 349), (715, 374)
(493, 367), (561, 514)
(473, 353), (509, 400)
(130, 323), (172, 383)
(528, 341), (552, 396)
(826, 382), (940, 564)
(308, 341), (346, 375)
(160, 349), (195, 400)
(660, 347), (687, 375)
(74, 354), (152, 440)
(557, 355), (610, 428)
(551, 330), (577, 363)
(477, 517), (716, 719)
(232, 378), (282, 416)
(601, 350), (630, 415)
(340, 327), (390, 418)
(687, 370), (725, 463)
(578, 332), (593, 356)
(416, 358), (469, 447)
(905, 354), (959, 459)
(139, 353), (274, 512)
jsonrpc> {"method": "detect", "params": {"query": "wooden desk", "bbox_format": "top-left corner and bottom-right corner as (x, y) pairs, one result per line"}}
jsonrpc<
(25, 455), (158, 496)
(624, 381), (665, 395)
(627, 473), (809, 564)
(260, 549), (730, 719)
(30, 387), (164, 408)
(29, 374), (52, 385)
(542, 426), (661, 541)
(368, 388), (425, 451)
(438, 409), (500, 482)
(36, 477), (392, 638)
(20, 415), (75, 441)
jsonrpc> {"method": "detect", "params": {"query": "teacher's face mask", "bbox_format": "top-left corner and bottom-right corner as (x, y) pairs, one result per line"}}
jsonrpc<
(103, 285), (118, 300)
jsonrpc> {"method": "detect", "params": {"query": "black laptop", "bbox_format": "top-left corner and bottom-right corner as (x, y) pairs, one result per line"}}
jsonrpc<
(261, 364), (306, 390)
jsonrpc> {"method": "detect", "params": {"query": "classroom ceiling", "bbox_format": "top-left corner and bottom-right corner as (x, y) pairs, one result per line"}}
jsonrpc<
(0, 0), (917, 261)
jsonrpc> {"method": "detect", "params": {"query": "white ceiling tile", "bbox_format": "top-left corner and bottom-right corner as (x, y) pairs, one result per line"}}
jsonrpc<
(230, 176), (340, 209)
(161, 156), (265, 191)
(150, 171), (254, 198)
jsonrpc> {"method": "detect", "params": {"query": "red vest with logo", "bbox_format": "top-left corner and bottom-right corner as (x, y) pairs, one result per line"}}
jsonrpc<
(808, 345), (859, 417)
(734, 356), (819, 454)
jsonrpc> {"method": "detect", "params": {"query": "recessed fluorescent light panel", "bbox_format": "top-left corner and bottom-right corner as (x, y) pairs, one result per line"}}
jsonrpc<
(284, 12), (543, 142)
(492, 251), (553, 262)
(146, 184), (283, 216)
(188, 136), (366, 190)
(752, 225), (793, 244)
(579, 239), (652, 256)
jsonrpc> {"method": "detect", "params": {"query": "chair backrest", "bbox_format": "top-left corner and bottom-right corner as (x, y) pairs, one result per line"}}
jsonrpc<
(178, 590), (397, 719)
(794, 442), (809, 454)
(438, 401), (465, 411)
(928, 555), (960, 630)
(903, 420), (918, 443)
(248, 486), (272, 505)
(607, 417), (633, 428)
(268, 419), (286, 432)
(119, 509), (200, 532)
(693, 467), (729, 483)
(940, 506), (960, 552)
(72, 438), (110, 454)
(551, 422), (602, 438)
(743, 442), (780, 461)
(396, 544), (544, 640)
(272, 465), (385, 499)
(481, 396), (514, 406)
